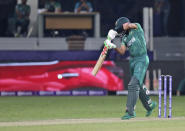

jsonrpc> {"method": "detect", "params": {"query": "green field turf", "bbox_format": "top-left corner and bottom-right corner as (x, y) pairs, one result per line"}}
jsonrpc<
(0, 96), (185, 131)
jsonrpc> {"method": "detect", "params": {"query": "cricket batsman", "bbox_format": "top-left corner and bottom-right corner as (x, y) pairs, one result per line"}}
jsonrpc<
(104, 17), (157, 120)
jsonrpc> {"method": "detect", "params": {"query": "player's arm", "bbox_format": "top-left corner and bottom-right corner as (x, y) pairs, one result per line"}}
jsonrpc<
(104, 38), (126, 55)
(107, 23), (138, 41)
(16, 6), (22, 18)
(115, 45), (127, 55)
(123, 23), (138, 30)
(26, 6), (31, 19)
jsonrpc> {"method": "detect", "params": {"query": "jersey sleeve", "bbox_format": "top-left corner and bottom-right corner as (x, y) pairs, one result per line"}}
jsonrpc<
(134, 23), (143, 33)
(27, 6), (31, 15)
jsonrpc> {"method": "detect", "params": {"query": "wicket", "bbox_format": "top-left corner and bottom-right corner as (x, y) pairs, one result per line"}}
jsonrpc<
(158, 75), (172, 118)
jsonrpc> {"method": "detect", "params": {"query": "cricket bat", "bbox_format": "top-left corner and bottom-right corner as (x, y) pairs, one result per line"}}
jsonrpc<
(92, 46), (108, 76)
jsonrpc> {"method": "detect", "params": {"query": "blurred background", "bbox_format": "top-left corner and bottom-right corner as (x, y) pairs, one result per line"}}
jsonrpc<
(0, 0), (184, 96)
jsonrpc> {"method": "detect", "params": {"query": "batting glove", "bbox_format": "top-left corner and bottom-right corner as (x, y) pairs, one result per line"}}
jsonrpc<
(104, 39), (117, 49)
(107, 29), (118, 40)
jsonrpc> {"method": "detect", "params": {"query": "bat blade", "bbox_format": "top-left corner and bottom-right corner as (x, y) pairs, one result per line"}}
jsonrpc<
(92, 46), (108, 76)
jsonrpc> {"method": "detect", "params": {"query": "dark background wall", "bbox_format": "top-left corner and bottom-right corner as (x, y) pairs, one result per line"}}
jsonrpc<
(38, 0), (184, 37)
(0, 0), (183, 37)
(0, 0), (16, 37)
(168, 0), (182, 36)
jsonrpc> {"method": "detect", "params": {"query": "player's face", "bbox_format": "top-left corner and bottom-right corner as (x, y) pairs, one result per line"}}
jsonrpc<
(116, 23), (129, 37)
(123, 23), (129, 30)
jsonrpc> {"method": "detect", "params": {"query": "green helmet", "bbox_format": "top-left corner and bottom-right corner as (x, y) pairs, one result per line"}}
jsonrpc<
(114, 17), (130, 34)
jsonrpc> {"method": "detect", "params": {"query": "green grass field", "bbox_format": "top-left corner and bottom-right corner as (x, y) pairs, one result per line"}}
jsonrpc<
(0, 96), (185, 131)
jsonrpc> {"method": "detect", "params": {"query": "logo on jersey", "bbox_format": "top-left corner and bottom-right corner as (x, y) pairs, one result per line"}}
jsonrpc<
(127, 37), (136, 48)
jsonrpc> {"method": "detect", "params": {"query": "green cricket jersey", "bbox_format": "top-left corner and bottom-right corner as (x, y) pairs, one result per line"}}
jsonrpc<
(121, 23), (149, 85)
(122, 23), (147, 57)
(16, 4), (30, 21)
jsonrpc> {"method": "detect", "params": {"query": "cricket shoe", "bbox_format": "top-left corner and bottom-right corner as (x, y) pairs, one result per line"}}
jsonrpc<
(146, 101), (157, 117)
(121, 111), (136, 120)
